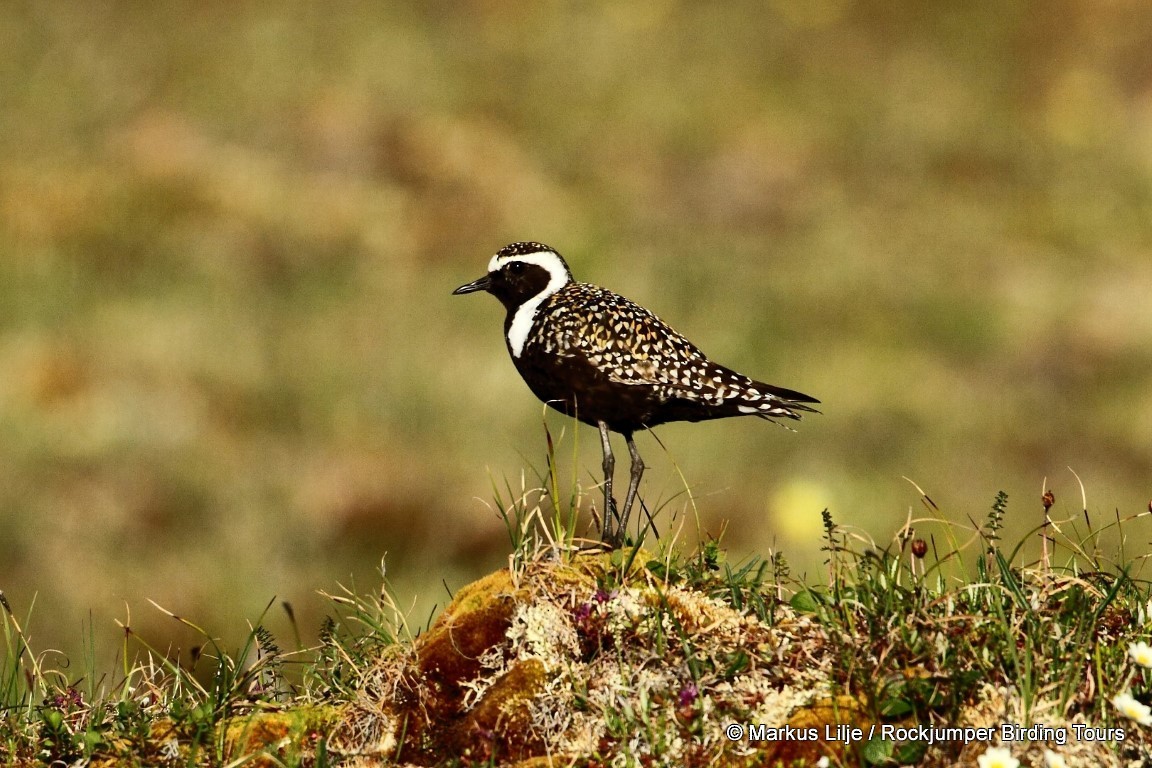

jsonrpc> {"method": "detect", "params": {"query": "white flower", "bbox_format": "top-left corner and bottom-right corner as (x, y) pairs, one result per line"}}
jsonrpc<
(976, 745), (1019, 768)
(1129, 641), (1152, 668)
(1112, 691), (1152, 726)
(1043, 749), (1068, 768)
(816, 758), (830, 768)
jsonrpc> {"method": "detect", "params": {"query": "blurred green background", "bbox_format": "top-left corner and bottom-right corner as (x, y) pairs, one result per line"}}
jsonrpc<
(2, 0), (1151, 666)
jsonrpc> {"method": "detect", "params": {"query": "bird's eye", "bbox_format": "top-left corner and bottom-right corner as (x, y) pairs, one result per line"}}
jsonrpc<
(508, 262), (526, 275)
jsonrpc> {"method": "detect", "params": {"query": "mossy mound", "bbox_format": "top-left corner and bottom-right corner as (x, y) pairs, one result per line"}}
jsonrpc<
(319, 546), (1150, 768)
(329, 550), (850, 767)
(14, 541), (1150, 767)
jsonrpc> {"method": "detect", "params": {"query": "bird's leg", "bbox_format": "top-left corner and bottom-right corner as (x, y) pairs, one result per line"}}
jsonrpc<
(597, 421), (618, 545)
(620, 432), (645, 541)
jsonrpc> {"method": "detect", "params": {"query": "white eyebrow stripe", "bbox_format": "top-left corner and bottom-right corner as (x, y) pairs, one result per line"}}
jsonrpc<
(488, 248), (563, 273)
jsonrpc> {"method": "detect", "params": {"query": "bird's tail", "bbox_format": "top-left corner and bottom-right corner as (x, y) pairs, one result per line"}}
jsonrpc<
(735, 381), (821, 422)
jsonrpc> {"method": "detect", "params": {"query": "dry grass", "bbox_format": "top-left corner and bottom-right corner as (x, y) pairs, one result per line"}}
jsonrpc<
(4, 481), (1152, 767)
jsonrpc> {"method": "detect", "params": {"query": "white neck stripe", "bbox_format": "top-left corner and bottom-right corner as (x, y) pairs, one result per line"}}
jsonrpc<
(493, 250), (570, 358)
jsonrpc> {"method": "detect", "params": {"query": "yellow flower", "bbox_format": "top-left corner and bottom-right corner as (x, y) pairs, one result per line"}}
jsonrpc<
(1129, 641), (1152, 668)
(1112, 691), (1152, 726)
(977, 745), (1020, 768)
(1043, 749), (1068, 768)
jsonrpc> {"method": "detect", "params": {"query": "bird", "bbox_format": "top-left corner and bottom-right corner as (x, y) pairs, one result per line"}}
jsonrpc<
(453, 241), (819, 547)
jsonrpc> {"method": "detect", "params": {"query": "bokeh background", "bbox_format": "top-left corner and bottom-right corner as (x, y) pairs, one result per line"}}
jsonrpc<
(3, 1), (1151, 666)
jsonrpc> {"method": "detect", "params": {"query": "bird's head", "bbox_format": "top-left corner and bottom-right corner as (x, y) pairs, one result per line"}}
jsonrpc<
(453, 242), (573, 311)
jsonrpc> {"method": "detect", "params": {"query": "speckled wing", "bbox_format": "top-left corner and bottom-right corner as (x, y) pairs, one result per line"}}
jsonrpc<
(541, 283), (817, 420)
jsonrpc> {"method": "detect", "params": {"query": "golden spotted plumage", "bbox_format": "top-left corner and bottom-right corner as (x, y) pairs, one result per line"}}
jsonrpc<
(529, 282), (792, 414)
